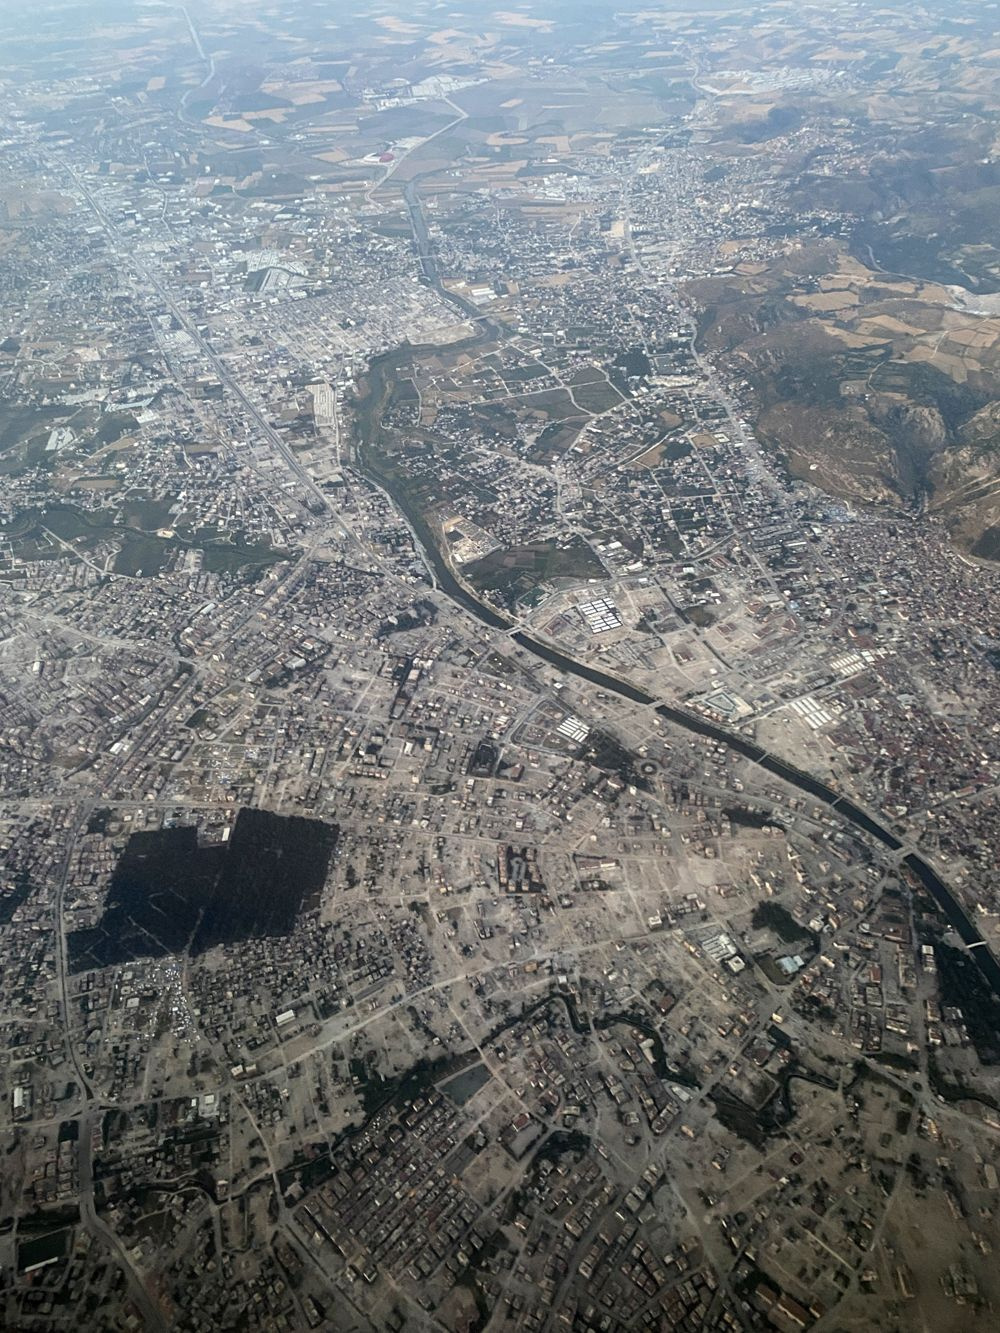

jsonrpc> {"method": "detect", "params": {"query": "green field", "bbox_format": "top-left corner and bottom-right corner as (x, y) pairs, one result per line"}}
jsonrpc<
(0, 503), (293, 579)
(465, 538), (607, 608)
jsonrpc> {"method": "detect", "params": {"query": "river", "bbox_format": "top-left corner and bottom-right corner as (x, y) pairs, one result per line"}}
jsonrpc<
(356, 180), (1000, 1002)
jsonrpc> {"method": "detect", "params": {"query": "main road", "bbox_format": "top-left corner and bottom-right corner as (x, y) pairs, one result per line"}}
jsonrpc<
(65, 164), (328, 518)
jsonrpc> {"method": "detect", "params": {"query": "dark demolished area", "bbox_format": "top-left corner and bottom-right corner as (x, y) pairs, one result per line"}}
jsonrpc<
(577, 728), (653, 793)
(68, 809), (338, 972)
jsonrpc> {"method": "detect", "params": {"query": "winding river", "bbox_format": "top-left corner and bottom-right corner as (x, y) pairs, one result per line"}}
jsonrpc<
(355, 182), (1000, 1001)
